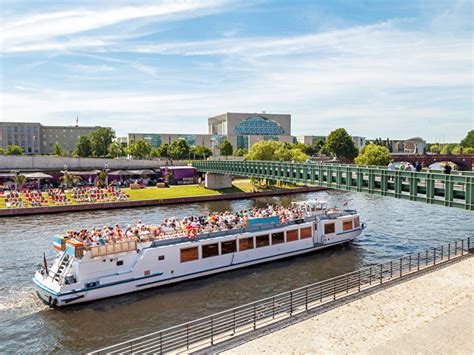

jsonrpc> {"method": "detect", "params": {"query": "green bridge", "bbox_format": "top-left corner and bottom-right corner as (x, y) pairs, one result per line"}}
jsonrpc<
(192, 160), (474, 211)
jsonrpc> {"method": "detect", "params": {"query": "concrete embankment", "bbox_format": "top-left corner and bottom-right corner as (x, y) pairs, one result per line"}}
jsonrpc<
(0, 186), (327, 217)
(223, 256), (473, 354)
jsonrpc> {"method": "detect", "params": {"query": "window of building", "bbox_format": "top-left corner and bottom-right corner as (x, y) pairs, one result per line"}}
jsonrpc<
(286, 229), (299, 242)
(300, 227), (312, 239)
(236, 135), (249, 149)
(343, 220), (353, 231)
(221, 240), (237, 254)
(255, 235), (270, 248)
(239, 237), (254, 251)
(234, 116), (285, 135)
(180, 247), (199, 263)
(271, 232), (285, 245)
(324, 223), (335, 235)
(202, 243), (219, 258)
(354, 216), (360, 228)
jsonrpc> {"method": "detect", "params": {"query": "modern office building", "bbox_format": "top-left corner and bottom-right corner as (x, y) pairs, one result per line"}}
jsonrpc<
(128, 112), (293, 154)
(0, 122), (102, 155)
(296, 135), (366, 151)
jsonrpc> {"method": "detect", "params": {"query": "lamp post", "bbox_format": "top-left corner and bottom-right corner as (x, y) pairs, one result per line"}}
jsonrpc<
(104, 164), (109, 186)
(11, 170), (19, 191)
(63, 165), (68, 188)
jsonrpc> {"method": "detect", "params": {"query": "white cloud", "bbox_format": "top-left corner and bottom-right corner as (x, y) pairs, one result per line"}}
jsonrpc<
(67, 63), (115, 74)
(1, 0), (229, 53)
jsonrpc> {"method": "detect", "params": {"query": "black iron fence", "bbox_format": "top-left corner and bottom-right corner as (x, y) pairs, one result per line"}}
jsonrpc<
(92, 238), (472, 354)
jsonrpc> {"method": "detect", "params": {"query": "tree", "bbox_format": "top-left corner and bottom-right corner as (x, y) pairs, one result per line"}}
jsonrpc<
(6, 145), (24, 155)
(191, 145), (212, 159)
(245, 140), (308, 162)
(52, 143), (66, 156)
(355, 144), (391, 166)
(219, 140), (233, 156)
(168, 140), (190, 159)
(90, 128), (115, 157)
(303, 138), (325, 156)
(127, 139), (152, 159)
(322, 128), (358, 162)
(429, 144), (440, 153)
(451, 145), (463, 155)
(440, 144), (453, 155)
(234, 148), (248, 157)
(73, 135), (92, 157)
(60, 172), (81, 188)
(460, 130), (474, 148)
(97, 170), (107, 187)
(13, 174), (26, 190)
(108, 141), (125, 158)
(152, 143), (170, 158)
(0, 147), (4, 155)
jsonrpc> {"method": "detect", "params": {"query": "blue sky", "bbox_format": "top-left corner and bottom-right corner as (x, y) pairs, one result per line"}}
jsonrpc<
(1, 0), (472, 141)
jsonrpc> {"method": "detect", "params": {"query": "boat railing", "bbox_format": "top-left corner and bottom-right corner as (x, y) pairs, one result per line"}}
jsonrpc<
(88, 240), (137, 257)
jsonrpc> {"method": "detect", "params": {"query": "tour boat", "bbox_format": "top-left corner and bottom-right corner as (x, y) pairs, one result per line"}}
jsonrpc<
(33, 200), (366, 307)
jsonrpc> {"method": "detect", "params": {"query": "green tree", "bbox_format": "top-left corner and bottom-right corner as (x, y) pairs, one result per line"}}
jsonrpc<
(322, 128), (358, 162)
(245, 140), (308, 162)
(52, 143), (66, 156)
(463, 147), (474, 154)
(0, 147), (5, 155)
(74, 135), (92, 157)
(219, 140), (233, 156)
(13, 174), (26, 190)
(460, 130), (474, 148)
(304, 138), (325, 156)
(355, 144), (391, 166)
(97, 170), (107, 187)
(440, 144), (453, 155)
(191, 145), (212, 159)
(168, 140), (190, 159)
(234, 147), (248, 157)
(60, 172), (81, 188)
(6, 145), (24, 155)
(451, 145), (463, 155)
(90, 128), (115, 157)
(429, 144), (440, 153)
(155, 143), (170, 158)
(108, 141), (125, 158)
(127, 139), (152, 159)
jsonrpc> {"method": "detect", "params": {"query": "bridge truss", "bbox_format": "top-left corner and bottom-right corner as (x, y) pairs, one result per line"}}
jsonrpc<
(193, 160), (474, 210)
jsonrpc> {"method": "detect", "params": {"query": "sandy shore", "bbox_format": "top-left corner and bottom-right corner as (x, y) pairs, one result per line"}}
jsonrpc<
(224, 256), (474, 355)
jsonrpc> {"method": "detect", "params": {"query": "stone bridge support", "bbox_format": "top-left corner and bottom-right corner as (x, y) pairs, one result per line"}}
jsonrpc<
(205, 173), (233, 189)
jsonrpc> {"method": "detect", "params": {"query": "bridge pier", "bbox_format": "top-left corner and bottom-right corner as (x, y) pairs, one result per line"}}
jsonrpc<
(205, 173), (233, 189)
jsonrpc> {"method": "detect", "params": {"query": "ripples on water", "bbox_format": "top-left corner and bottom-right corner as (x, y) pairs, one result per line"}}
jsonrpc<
(0, 191), (472, 353)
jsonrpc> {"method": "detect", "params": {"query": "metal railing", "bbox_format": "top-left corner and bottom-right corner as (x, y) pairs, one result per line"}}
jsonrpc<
(192, 160), (474, 210)
(92, 237), (472, 354)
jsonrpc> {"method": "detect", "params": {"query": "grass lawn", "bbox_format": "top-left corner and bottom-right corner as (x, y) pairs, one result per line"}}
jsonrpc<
(0, 179), (297, 209)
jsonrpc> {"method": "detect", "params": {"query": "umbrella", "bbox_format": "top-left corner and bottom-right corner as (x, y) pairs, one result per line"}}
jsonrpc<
(128, 169), (156, 175)
(24, 172), (53, 179)
(108, 170), (131, 176)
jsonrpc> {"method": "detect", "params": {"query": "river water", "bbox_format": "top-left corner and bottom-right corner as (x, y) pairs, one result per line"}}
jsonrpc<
(0, 190), (472, 353)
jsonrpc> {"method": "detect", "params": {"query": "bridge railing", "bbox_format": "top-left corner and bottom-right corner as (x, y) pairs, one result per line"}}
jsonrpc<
(91, 238), (472, 354)
(192, 161), (474, 210)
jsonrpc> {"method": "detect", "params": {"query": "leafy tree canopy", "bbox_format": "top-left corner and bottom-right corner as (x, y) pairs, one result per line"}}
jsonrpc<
(150, 143), (170, 158)
(108, 141), (125, 158)
(354, 144), (391, 166)
(234, 147), (248, 157)
(191, 145), (212, 159)
(127, 139), (152, 159)
(0, 147), (5, 155)
(460, 130), (474, 148)
(245, 140), (308, 162)
(6, 145), (24, 155)
(52, 143), (67, 156)
(219, 140), (233, 156)
(322, 128), (358, 162)
(74, 135), (92, 157)
(90, 128), (115, 157)
(429, 144), (440, 153)
(168, 140), (190, 159)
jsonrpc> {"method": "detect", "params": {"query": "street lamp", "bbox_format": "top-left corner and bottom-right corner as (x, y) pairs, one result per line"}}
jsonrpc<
(63, 165), (68, 188)
(104, 163), (110, 186)
(11, 170), (19, 191)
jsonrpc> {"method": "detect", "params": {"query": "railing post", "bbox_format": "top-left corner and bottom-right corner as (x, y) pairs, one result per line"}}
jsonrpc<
(390, 261), (393, 278)
(433, 248), (437, 265)
(400, 258), (403, 277)
(369, 267), (372, 285)
(305, 286), (308, 310)
(130, 341), (133, 354)
(417, 252), (420, 271)
(462, 239), (464, 255)
(380, 264), (383, 284)
(211, 316), (214, 346)
(409, 255), (412, 272)
(253, 303), (257, 330)
(233, 309), (236, 333)
(448, 243), (451, 260)
(346, 274), (349, 293)
(426, 250), (428, 266)
(333, 280), (336, 300)
(320, 283), (323, 301)
(272, 297), (275, 319)
(290, 292), (293, 316)
(186, 324), (189, 349)
(455, 241), (458, 256)
(358, 270), (361, 291)
(160, 332), (163, 354)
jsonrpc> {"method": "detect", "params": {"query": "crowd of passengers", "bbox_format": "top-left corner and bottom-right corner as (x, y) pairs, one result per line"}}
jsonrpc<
(66, 205), (309, 247)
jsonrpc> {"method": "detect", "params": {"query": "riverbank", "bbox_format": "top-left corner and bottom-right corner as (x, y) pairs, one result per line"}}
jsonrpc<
(224, 256), (473, 354)
(0, 181), (327, 217)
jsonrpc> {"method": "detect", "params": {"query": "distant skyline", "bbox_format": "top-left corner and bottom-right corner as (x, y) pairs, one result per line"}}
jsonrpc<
(1, 0), (472, 142)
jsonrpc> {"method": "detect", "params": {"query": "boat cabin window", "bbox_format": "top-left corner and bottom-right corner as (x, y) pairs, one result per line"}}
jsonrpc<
(221, 240), (237, 254)
(343, 220), (353, 231)
(202, 243), (219, 258)
(180, 247), (199, 263)
(324, 223), (335, 235)
(116, 260), (124, 266)
(239, 237), (254, 251)
(300, 227), (312, 239)
(256, 235), (270, 248)
(271, 232), (284, 245)
(286, 229), (299, 242)
(158, 255), (165, 261)
(354, 216), (360, 228)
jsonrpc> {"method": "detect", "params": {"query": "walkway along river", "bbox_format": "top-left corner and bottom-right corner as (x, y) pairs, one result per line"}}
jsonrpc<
(0, 190), (473, 353)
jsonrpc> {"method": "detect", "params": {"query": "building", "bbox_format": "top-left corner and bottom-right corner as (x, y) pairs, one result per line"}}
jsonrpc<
(351, 136), (366, 150)
(0, 122), (102, 155)
(391, 137), (426, 154)
(295, 135), (326, 146)
(128, 112), (293, 154)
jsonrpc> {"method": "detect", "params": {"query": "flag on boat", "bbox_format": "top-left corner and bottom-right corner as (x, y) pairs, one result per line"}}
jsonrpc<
(43, 253), (48, 274)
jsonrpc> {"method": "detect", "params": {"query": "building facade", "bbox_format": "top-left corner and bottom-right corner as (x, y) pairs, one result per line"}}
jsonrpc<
(0, 122), (102, 155)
